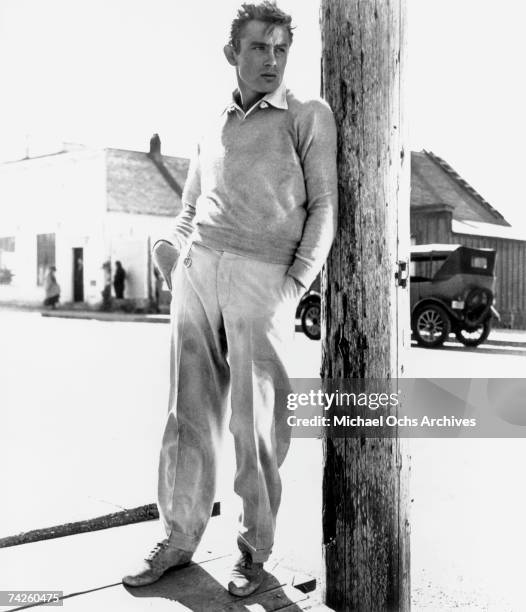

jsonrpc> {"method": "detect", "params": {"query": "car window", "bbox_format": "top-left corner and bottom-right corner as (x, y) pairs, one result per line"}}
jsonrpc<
(411, 256), (447, 280)
(471, 256), (488, 270)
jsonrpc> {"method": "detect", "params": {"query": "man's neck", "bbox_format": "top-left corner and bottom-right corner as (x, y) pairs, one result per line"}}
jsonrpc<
(235, 86), (266, 113)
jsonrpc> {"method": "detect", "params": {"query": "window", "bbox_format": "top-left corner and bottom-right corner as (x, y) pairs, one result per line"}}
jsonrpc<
(471, 256), (488, 270)
(37, 233), (56, 286)
(0, 236), (15, 285)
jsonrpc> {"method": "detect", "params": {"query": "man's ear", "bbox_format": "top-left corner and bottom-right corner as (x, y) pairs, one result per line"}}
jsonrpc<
(223, 44), (238, 66)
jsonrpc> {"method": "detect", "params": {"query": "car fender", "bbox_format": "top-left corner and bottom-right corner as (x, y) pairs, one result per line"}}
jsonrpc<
(296, 292), (321, 318)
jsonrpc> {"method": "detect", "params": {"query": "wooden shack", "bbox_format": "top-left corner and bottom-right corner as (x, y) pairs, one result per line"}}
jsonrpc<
(411, 150), (526, 328)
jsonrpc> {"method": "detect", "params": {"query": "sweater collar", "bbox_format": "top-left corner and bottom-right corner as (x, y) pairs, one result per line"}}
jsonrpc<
(223, 81), (288, 115)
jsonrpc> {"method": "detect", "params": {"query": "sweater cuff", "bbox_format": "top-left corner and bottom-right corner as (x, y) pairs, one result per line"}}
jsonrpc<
(287, 259), (316, 291)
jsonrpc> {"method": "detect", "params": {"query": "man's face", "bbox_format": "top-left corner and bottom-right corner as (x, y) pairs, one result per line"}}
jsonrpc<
(230, 20), (291, 99)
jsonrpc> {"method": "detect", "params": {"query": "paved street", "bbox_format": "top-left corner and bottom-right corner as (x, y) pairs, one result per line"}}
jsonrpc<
(1, 310), (526, 609)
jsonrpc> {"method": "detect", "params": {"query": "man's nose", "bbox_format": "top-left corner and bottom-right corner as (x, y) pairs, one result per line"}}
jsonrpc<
(264, 48), (277, 66)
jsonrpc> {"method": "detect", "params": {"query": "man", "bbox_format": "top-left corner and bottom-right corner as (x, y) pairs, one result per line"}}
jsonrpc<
(123, 1), (337, 597)
(113, 260), (126, 299)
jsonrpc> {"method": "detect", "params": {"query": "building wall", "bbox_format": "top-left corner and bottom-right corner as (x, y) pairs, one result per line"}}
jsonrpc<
(0, 149), (107, 305)
(411, 209), (526, 329)
(0, 149), (178, 308)
(103, 211), (175, 305)
(450, 233), (526, 329)
(411, 209), (453, 245)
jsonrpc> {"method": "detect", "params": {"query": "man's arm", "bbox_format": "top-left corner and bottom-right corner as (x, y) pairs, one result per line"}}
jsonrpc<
(152, 144), (201, 251)
(151, 145), (201, 289)
(171, 144), (201, 252)
(287, 99), (338, 290)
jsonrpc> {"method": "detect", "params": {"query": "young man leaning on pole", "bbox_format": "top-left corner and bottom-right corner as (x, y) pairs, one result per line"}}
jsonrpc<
(123, 0), (338, 597)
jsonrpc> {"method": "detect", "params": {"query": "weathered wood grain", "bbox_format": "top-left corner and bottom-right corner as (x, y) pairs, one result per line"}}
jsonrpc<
(320, 0), (410, 610)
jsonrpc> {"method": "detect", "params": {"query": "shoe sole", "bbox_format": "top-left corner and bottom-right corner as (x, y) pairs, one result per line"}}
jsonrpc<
(227, 575), (265, 598)
(122, 561), (191, 588)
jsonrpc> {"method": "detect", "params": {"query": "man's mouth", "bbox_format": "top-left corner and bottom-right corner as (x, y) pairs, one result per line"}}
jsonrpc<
(261, 73), (277, 78)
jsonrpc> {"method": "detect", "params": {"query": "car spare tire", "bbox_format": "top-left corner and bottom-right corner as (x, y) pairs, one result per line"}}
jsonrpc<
(455, 319), (492, 347)
(464, 287), (493, 326)
(413, 303), (451, 348)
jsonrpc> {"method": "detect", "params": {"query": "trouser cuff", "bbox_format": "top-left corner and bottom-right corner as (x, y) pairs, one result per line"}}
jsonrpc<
(237, 534), (272, 563)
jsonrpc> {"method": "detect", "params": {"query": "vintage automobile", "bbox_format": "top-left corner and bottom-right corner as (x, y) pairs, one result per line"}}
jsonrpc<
(410, 243), (499, 348)
(296, 274), (322, 340)
(296, 285), (321, 340)
(297, 244), (499, 347)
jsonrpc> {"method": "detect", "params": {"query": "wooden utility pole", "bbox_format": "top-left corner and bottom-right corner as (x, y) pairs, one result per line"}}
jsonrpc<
(320, 1), (410, 611)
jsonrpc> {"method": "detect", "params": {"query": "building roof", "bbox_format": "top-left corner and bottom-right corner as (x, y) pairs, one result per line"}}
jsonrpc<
(411, 150), (510, 226)
(452, 219), (526, 241)
(410, 243), (461, 255)
(105, 148), (189, 216)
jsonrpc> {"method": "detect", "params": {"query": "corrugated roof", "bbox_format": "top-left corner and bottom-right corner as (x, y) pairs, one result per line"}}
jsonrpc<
(411, 151), (510, 226)
(106, 149), (189, 216)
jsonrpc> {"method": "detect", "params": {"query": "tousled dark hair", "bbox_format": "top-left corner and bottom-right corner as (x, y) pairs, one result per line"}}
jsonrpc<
(229, 1), (294, 52)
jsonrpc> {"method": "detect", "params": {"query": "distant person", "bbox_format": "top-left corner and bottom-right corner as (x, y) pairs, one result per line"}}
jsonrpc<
(113, 261), (126, 299)
(101, 261), (112, 311)
(43, 266), (60, 309)
(153, 267), (164, 313)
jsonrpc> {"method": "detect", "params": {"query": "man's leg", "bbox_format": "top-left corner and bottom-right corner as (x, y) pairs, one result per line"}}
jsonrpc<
(124, 242), (230, 586)
(220, 253), (298, 594)
(158, 242), (230, 550)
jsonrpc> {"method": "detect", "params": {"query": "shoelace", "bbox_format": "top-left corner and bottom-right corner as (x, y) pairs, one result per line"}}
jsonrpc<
(145, 540), (170, 565)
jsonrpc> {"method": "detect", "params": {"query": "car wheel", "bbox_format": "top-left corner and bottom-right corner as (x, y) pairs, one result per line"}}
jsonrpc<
(455, 319), (492, 347)
(413, 304), (451, 348)
(301, 302), (321, 341)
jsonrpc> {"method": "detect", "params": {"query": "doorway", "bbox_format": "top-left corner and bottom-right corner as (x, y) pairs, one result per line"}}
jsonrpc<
(73, 248), (84, 302)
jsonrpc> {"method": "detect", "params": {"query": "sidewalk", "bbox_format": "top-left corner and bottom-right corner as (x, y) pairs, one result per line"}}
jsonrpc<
(484, 327), (526, 346)
(0, 516), (329, 611)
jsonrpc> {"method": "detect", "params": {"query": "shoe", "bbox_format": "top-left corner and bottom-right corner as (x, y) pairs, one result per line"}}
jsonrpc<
(122, 540), (192, 587)
(228, 550), (265, 597)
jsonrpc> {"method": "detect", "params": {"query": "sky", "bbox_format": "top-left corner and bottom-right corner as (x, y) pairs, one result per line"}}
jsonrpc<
(0, 0), (524, 226)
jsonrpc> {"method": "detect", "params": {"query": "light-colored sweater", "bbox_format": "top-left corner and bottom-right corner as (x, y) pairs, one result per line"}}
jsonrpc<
(172, 83), (338, 289)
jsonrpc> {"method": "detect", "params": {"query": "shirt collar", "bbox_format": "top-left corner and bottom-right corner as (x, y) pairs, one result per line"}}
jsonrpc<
(222, 81), (288, 115)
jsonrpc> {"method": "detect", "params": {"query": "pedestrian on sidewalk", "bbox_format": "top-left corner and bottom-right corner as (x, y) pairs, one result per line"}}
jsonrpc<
(100, 261), (112, 311)
(113, 261), (126, 299)
(123, 0), (337, 597)
(43, 266), (60, 309)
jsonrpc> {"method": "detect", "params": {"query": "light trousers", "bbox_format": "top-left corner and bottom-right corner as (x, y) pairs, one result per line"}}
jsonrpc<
(157, 240), (300, 563)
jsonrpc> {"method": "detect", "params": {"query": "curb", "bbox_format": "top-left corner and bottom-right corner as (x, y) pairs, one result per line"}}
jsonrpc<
(0, 502), (220, 549)
(40, 311), (170, 324)
(482, 338), (526, 348)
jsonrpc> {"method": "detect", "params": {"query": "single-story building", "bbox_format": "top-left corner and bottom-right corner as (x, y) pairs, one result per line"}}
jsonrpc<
(0, 135), (186, 309)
